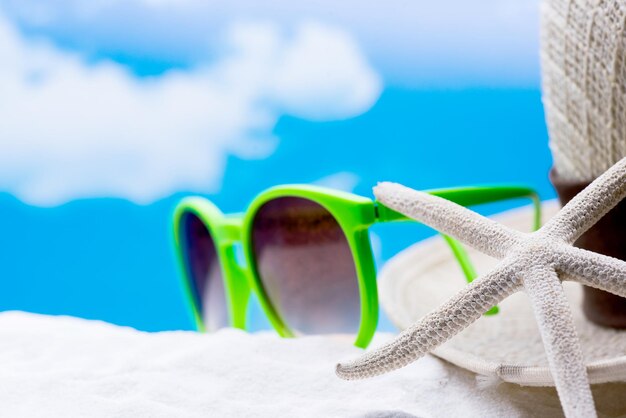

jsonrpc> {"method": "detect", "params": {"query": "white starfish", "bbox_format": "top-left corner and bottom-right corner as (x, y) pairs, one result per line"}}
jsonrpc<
(336, 157), (626, 418)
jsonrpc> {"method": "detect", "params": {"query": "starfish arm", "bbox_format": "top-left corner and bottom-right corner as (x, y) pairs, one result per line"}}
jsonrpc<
(374, 182), (524, 259)
(555, 245), (626, 298)
(336, 260), (521, 380)
(522, 265), (596, 418)
(541, 157), (626, 243)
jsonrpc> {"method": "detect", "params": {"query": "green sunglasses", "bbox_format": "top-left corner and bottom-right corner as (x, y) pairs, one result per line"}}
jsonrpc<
(173, 184), (541, 348)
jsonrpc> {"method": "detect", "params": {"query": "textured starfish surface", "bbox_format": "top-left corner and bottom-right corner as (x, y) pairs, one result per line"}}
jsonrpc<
(336, 158), (626, 418)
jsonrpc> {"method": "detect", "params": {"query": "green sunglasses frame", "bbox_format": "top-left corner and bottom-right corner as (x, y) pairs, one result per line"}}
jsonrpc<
(173, 184), (541, 348)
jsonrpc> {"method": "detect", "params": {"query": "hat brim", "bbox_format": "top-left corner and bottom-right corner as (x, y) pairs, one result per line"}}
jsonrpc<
(378, 200), (626, 386)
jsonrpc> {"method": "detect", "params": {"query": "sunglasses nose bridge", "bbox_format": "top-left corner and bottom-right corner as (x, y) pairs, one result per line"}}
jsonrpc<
(221, 215), (244, 242)
(221, 247), (250, 330)
(217, 216), (249, 330)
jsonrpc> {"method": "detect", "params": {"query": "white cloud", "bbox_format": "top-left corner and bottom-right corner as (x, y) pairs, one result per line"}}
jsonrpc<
(313, 172), (360, 193)
(0, 15), (381, 205)
(0, 0), (541, 87)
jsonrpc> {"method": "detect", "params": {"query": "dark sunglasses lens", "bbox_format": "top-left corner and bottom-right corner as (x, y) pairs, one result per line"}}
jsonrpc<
(180, 212), (229, 331)
(252, 197), (361, 335)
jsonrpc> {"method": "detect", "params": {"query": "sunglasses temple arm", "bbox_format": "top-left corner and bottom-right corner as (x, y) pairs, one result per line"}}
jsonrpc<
(375, 185), (542, 230)
(374, 185), (541, 316)
(428, 185), (542, 230)
(375, 204), (498, 314)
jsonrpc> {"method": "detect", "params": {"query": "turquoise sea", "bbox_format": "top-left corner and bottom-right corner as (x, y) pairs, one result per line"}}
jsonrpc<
(0, 87), (554, 332)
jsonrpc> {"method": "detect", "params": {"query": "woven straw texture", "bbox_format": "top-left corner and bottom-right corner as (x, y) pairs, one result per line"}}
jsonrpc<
(541, 0), (626, 181)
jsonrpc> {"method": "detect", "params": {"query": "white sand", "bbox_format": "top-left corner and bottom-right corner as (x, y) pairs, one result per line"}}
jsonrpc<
(0, 312), (624, 417)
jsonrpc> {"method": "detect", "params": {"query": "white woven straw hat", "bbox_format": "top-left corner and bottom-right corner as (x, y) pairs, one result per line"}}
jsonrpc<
(378, 201), (626, 386)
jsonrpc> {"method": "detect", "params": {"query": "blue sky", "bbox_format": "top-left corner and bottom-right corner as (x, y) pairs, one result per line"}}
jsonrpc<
(0, 1), (552, 332)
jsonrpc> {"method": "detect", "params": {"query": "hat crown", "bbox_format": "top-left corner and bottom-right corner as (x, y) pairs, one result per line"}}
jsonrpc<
(541, 0), (626, 181)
